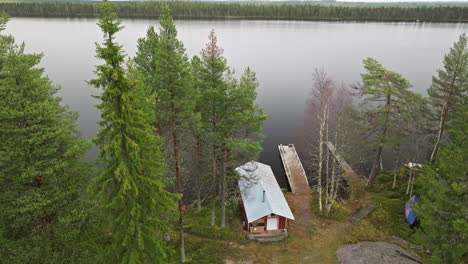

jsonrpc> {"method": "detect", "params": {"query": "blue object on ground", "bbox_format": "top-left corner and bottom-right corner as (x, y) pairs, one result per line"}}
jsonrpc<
(405, 195), (419, 225)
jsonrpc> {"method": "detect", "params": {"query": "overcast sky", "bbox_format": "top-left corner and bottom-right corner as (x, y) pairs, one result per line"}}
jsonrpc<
(338, 0), (467, 2)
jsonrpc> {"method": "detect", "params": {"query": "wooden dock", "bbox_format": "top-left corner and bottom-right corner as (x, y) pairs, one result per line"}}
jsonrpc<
(278, 144), (309, 195)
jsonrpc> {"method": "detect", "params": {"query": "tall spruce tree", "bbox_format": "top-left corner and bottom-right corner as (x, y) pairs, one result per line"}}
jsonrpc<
(359, 58), (420, 186)
(0, 14), (92, 263)
(89, 2), (175, 263)
(428, 33), (468, 164)
(415, 103), (467, 263)
(134, 5), (195, 262)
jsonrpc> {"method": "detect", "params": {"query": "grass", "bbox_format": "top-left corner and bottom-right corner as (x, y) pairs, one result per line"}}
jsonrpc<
(182, 169), (420, 263)
(184, 199), (244, 241)
(367, 170), (417, 241)
(185, 235), (229, 264)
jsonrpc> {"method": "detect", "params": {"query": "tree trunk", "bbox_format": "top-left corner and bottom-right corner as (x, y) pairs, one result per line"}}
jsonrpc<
(317, 102), (326, 212)
(392, 148), (399, 189)
(367, 94), (391, 187)
(325, 110), (330, 208)
(380, 155), (384, 171)
(429, 104), (449, 164)
(195, 134), (202, 211)
(367, 145), (383, 187)
(220, 147), (228, 228)
(172, 131), (186, 263)
(392, 170), (398, 189)
(210, 144), (217, 226)
(327, 122), (340, 212)
(406, 169), (413, 195)
(409, 172), (415, 197)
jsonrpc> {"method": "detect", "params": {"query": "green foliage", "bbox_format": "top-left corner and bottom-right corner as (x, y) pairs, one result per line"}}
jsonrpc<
(414, 110), (467, 264)
(428, 33), (468, 120)
(185, 204), (241, 241)
(345, 220), (387, 243)
(321, 203), (351, 221)
(0, 1), (468, 22)
(348, 172), (365, 200)
(88, 1), (176, 263)
(359, 58), (424, 184)
(0, 13), (96, 263)
(185, 236), (228, 264)
(370, 195), (415, 240)
(428, 33), (468, 163)
(360, 57), (417, 145)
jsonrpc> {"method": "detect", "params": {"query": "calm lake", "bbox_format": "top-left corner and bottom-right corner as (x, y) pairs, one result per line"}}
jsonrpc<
(6, 18), (467, 186)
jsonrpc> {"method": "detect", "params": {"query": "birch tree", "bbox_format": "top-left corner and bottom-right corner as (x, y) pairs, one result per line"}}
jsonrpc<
(305, 69), (335, 212)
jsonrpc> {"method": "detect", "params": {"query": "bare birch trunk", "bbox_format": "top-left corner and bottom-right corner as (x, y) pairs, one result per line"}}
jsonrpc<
(406, 169), (413, 195)
(317, 101), (326, 212)
(325, 104), (330, 208)
(409, 172), (415, 198)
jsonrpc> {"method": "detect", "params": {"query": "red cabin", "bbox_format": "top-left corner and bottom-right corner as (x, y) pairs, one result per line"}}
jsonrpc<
(236, 161), (295, 242)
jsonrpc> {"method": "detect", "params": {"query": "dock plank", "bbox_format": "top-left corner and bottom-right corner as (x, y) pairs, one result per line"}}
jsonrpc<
(278, 144), (309, 195)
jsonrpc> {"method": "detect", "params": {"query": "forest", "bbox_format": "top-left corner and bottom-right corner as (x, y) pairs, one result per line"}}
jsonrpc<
(0, 0), (467, 263)
(0, 0), (468, 22)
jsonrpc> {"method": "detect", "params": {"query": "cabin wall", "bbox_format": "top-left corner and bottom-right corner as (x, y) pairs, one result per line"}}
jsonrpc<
(279, 217), (287, 229)
(247, 216), (289, 233)
(239, 199), (248, 230)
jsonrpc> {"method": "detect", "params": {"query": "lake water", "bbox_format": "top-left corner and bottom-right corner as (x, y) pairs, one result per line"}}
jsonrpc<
(6, 18), (467, 187)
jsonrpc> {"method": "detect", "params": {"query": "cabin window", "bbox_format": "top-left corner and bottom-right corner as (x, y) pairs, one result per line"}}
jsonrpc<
(251, 222), (265, 227)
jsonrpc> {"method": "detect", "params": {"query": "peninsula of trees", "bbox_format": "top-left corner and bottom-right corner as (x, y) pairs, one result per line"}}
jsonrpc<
(1, 1), (468, 22)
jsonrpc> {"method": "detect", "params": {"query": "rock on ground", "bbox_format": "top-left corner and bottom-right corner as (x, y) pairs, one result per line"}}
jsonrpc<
(336, 241), (420, 264)
(225, 259), (254, 264)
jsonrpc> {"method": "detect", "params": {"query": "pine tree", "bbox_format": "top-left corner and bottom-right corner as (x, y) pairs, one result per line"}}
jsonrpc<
(190, 55), (207, 212)
(428, 33), (468, 164)
(415, 105), (467, 263)
(134, 5), (195, 262)
(198, 30), (228, 226)
(89, 2), (175, 263)
(359, 58), (420, 186)
(0, 14), (92, 263)
(217, 68), (265, 227)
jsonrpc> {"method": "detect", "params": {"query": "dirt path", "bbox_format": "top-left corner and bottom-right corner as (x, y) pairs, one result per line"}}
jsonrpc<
(337, 241), (422, 264)
(287, 193), (313, 228)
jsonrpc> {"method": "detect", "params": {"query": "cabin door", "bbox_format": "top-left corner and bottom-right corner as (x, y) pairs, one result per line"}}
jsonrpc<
(266, 217), (278, 230)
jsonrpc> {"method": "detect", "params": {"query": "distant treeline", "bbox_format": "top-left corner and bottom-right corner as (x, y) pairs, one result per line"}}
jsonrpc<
(0, 1), (468, 22)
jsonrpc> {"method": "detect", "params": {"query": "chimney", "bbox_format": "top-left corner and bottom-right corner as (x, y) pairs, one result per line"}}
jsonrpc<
(262, 190), (265, 202)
